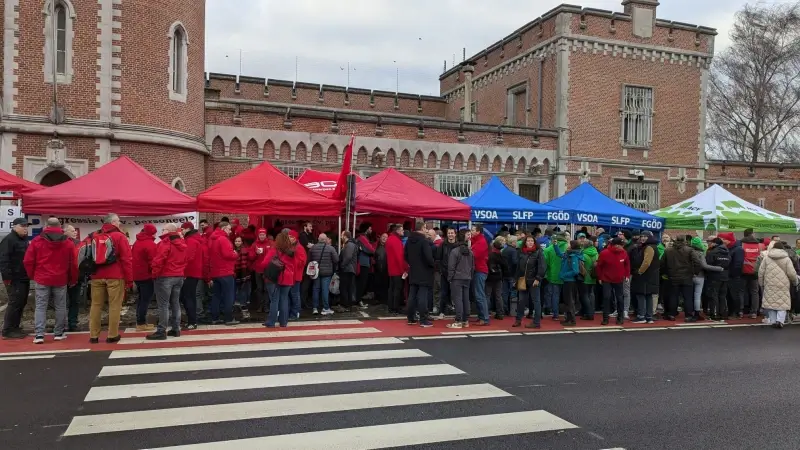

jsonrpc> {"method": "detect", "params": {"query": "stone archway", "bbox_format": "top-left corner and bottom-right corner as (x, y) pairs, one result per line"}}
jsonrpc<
(39, 169), (72, 186)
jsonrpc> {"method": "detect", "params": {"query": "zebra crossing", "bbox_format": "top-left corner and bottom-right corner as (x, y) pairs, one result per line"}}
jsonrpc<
(60, 336), (610, 449)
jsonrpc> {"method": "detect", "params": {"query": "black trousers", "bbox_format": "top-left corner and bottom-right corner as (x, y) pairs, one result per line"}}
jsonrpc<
(562, 281), (578, 321)
(374, 272), (389, 306)
(602, 282), (623, 318)
(356, 267), (370, 304)
(254, 271), (268, 312)
(339, 272), (356, 308)
(727, 277), (744, 316)
(180, 277), (200, 326)
(670, 283), (694, 317)
(388, 276), (404, 313)
(706, 279), (728, 318)
(2, 280), (30, 334)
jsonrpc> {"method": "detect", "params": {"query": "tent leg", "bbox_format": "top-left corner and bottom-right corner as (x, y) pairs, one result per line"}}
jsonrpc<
(338, 215), (342, 250)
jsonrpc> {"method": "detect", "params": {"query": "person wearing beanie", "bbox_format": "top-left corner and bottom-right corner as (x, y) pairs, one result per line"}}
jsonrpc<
(705, 237), (731, 320)
(180, 221), (207, 329)
(557, 240), (585, 326)
(630, 230), (660, 323)
(131, 223), (158, 332)
(543, 231), (569, 320)
(250, 228), (273, 314)
(578, 237), (599, 321)
(595, 237), (630, 325)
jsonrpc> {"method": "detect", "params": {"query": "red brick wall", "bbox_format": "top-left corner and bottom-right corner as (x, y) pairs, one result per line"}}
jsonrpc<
(119, 143), (205, 196)
(11, 135), (98, 177)
(570, 13), (712, 54)
(120, 0), (205, 138)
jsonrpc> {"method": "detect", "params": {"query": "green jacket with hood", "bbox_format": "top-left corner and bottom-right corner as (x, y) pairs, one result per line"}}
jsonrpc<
(543, 238), (569, 284)
(582, 245), (599, 284)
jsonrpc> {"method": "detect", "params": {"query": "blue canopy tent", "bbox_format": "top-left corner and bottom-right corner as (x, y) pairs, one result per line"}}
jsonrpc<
(545, 182), (665, 231)
(462, 176), (564, 223)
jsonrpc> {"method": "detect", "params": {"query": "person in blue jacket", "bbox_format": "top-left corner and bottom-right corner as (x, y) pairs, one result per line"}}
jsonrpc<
(559, 240), (585, 326)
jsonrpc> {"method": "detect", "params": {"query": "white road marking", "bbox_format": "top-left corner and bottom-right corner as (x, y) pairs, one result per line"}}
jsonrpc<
(572, 329), (622, 333)
(118, 327), (381, 344)
(441, 330), (509, 335)
(523, 331), (573, 336)
(623, 327), (668, 332)
(0, 348), (90, 357)
(99, 349), (430, 377)
(123, 320), (365, 333)
(143, 410), (578, 449)
(84, 364), (464, 401)
(108, 337), (405, 359)
(65, 384), (510, 436)
(469, 332), (523, 338)
(0, 354), (55, 361)
(411, 335), (468, 340)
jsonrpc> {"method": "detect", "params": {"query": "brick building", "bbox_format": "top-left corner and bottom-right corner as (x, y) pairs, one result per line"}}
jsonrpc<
(3, 0), (798, 221)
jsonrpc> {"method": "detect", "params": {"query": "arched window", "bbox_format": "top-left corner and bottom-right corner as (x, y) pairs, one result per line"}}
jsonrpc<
(44, 0), (74, 83)
(168, 22), (189, 102)
(172, 177), (186, 193)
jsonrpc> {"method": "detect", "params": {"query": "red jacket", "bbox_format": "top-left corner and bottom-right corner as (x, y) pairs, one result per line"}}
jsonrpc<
(265, 247), (295, 286)
(93, 223), (133, 285)
(23, 227), (78, 287)
(596, 246), (631, 284)
(293, 242), (307, 282)
(151, 232), (188, 278)
(207, 229), (238, 279)
(131, 229), (157, 281)
(234, 244), (251, 280)
(471, 233), (489, 274)
(251, 234), (273, 273)
(183, 229), (208, 281)
(386, 233), (407, 277)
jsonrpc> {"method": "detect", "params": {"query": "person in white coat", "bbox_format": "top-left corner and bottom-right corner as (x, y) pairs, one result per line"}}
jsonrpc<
(758, 241), (798, 329)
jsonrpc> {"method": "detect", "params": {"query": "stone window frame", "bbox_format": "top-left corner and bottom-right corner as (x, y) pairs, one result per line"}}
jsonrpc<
(171, 177), (186, 192)
(434, 173), (482, 200)
(506, 82), (529, 127)
(611, 179), (660, 212)
(620, 84), (655, 149)
(42, 0), (76, 85)
(789, 199), (795, 215)
(757, 198), (765, 208)
(168, 21), (190, 103)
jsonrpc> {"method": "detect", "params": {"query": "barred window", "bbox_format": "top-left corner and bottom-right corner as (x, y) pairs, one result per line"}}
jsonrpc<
(435, 174), (481, 200)
(788, 199), (795, 215)
(621, 86), (653, 148)
(757, 198), (765, 208)
(612, 180), (659, 212)
(518, 183), (541, 203)
(275, 165), (305, 179)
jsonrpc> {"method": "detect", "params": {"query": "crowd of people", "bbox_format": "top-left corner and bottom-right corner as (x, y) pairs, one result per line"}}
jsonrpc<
(2, 212), (800, 344)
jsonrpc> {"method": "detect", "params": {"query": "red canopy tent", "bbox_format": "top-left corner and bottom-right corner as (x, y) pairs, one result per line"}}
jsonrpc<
(354, 168), (471, 220)
(0, 168), (45, 197)
(296, 169), (362, 198)
(21, 156), (197, 216)
(197, 161), (342, 216)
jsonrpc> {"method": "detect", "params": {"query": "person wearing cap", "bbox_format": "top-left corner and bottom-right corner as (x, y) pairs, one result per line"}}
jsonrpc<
(180, 222), (206, 329)
(131, 223), (158, 332)
(543, 231), (569, 321)
(0, 217), (30, 339)
(705, 237), (732, 320)
(24, 217), (78, 344)
(287, 230), (307, 320)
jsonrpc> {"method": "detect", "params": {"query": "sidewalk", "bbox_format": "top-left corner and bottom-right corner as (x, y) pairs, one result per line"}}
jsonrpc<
(0, 314), (768, 356)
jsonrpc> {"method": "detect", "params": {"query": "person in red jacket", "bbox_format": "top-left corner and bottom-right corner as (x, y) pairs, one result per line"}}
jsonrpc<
(470, 225), (490, 323)
(264, 232), (296, 327)
(229, 218), (244, 243)
(88, 213), (133, 344)
(131, 223), (157, 332)
(250, 228), (272, 313)
(287, 230), (307, 319)
(24, 217), (78, 344)
(179, 222), (206, 329)
(355, 223), (376, 308)
(206, 221), (239, 325)
(146, 224), (188, 340)
(595, 237), (631, 325)
(386, 224), (408, 315)
(232, 236), (253, 320)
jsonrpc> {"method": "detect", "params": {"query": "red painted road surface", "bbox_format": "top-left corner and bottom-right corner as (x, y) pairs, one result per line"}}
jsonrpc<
(0, 315), (764, 355)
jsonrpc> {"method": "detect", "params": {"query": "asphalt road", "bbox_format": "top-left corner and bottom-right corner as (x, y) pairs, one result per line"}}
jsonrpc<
(2, 326), (798, 449)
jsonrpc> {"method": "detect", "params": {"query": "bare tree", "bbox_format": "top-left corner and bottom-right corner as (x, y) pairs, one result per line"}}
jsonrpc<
(707, 2), (800, 163)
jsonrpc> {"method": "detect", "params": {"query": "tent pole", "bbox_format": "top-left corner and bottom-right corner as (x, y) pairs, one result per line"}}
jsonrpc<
(338, 215), (342, 250)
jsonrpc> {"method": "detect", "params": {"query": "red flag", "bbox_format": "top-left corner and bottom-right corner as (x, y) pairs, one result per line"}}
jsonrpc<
(332, 135), (354, 201)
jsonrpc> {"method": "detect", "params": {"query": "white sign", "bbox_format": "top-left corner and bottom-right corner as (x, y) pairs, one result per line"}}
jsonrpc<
(0, 206), (22, 233)
(25, 212), (198, 243)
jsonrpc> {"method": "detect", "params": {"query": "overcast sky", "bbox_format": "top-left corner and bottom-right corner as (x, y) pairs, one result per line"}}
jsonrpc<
(206, 0), (751, 96)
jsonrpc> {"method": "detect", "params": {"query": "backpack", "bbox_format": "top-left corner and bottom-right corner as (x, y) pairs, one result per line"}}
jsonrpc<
(264, 254), (285, 283)
(742, 242), (763, 275)
(578, 258), (587, 281)
(559, 253), (578, 280)
(77, 232), (117, 274)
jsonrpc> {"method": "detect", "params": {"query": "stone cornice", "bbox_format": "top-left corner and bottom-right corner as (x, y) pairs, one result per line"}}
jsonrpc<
(206, 99), (559, 138)
(0, 115), (207, 154)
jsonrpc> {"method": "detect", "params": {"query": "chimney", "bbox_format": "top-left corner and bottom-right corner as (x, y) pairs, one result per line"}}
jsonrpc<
(622, 0), (658, 38)
(461, 62), (475, 123)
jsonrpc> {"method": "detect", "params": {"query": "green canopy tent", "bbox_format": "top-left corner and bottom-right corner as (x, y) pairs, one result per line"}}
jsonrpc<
(650, 184), (800, 234)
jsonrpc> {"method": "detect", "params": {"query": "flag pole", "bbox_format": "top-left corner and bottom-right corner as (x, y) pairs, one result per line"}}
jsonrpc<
(343, 134), (355, 234)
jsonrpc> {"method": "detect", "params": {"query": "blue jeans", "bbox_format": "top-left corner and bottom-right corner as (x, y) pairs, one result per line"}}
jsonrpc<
(289, 282), (301, 318)
(516, 285), (541, 325)
(502, 278), (516, 315)
(313, 276), (332, 310)
(407, 284), (430, 322)
(211, 276), (235, 322)
(266, 283), (291, 327)
(636, 294), (654, 321)
(545, 283), (561, 318)
(235, 279), (251, 310)
(472, 271), (489, 322)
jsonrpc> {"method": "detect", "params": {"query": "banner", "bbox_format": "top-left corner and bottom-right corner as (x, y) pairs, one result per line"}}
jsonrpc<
(25, 212), (198, 243)
(0, 206), (23, 234)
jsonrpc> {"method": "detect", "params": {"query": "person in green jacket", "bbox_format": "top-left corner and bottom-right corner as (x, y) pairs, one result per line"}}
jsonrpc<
(579, 237), (599, 319)
(543, 232), (569, 320)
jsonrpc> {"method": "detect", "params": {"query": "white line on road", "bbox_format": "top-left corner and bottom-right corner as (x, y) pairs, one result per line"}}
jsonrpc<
(0, 348), (90, 357)
(523, 331), (574, 336)
(108, 337), (405, 359)
(84, 364), (465, 401)
(0, 354), (55, 361)
(123, 320), (365, 333)
(623, 327), (668, 332)
(441, 330), (509, 335)
(411, 335), (468, 340)
(65, 384), (510, 436)
(99, 349), (430, 377)
(142, 410), (578, 449)
(469, 332), (523, 338)
(572, 329), (622, 334)
(118, 327), (381, 344)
